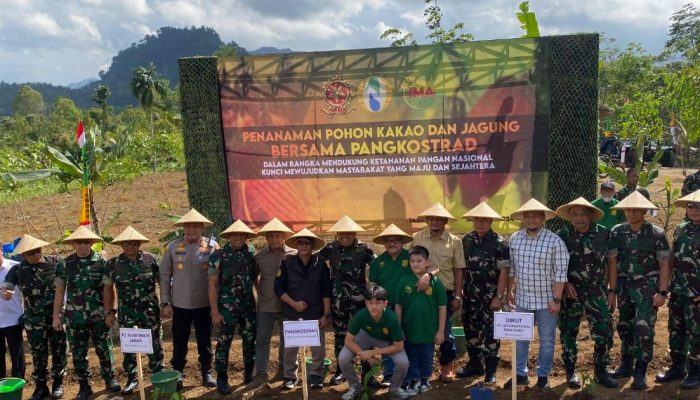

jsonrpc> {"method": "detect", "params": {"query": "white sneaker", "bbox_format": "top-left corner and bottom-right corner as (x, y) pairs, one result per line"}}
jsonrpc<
(403, 380), (419, 396)
(419, 382), (432, 393)
(391, 387), (413, 399)
(342, 385), (363, 400)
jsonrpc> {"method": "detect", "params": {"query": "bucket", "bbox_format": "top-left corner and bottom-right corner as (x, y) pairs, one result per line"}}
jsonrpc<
(0, 378), (26, 400)
(453, 326), (466, 355)
(305, 357), (332, 378)
(1, 244), (13, 257)
(151, 370), (181, 393)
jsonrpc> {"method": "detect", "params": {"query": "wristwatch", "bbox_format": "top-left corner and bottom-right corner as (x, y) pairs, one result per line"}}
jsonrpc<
(552, 297), (562, 304)
(657, 290), (668, 297)
(454, 296), (462, 301)
(608, 288), (618, 294)
(108, 309), (117, 315)
(160, 302), (171, 307)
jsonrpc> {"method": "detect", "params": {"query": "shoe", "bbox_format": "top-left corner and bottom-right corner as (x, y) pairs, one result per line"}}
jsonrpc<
(484, 357), (498, 385)
(440, 361), (456, 383)
(503, 375), (528, 389)
(244, 373), (254, 385)
(632, 361), (648, 390)
(594, 369), (618, 388)
(75, 381), (92, 400)
(28, 383), (50, 400)
(281, 378), (300, 390)
(309, 374), (323, 389)
(50, 376), (64, 399)
(176, 377), (183, 391)
(331, 369), (346, 385)
(105, 377), (121, 393)
(565, 367), (581, 389)
(379, 375), (392, 388)
(341, 385), (363, 400)
(609, 355), (634, 378)
(367, 376), (384, 389)
(244, 374), (268, 390)
(121, 376), (139, 395)
(536, 376), (550, 389)
(202, 370), (217, 388)
(216, 372), (232, 395)
(656, 355), (687, 383)
(681, 360), (700, 389)
(458, 350), (485, 378)
(404, 380), (419, 396)
(419, 382), (432, 393)
(390, 387), (413, 400)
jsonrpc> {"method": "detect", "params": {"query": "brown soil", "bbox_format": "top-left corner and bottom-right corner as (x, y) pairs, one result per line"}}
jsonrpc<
(2, 168), (700, 399)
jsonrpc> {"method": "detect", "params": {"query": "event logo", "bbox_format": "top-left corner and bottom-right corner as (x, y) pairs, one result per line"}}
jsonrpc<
(321, 75), (356, 115)
(358, 76), (392, 113)
(401, 76), (436, 110)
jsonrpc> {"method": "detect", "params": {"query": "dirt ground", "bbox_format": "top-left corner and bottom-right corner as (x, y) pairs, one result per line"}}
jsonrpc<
(2, 168), (700, 399)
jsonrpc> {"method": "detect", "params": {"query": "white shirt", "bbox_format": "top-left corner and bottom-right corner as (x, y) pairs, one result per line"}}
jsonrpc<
(0, 257), (23, 328)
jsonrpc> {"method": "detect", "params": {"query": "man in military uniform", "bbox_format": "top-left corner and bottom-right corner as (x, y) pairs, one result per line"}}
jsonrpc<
(320, 216), (375, 385)
(104, 226), (164, 395)
(208, 220), (257, 395)
(457, 202), (509, 384)
(591, 181), (624, 229)
(614, 168), (651, 201)
(160, 208), (219, 388)
(656, 190), (700, 389)
(2, 235), (67, 400)
(682, 170), (700, 196)
(52, 226), (120, 400)
(555, 198), (618, 389)
(607, 192), (671, 390)
(412, 203), (466, 383)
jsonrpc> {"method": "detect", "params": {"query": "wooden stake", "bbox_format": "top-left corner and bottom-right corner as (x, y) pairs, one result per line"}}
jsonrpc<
(512, 340), (517, 400)
(300, 346), (308, 400)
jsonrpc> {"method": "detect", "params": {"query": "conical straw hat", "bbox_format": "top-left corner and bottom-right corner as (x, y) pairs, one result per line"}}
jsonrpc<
(62, 226), (102, 243)
(556, 197), (604, 222)
(675, 189), (700, 208)
(220, 220), (256, 239)
(373, 224), (413, 245)
(612, 191), (658, 210)
(328, 215), (366, 233)
(13, 234), (49, 255)
(462, 202), (504, 221)
(417, 203), (457, 221)
(111, 226), (150, 244)
(285, 228), (325, 251)
(510, 198), (557, 221)
(173, 208), (213, 227)
(257, 217), (293, 235)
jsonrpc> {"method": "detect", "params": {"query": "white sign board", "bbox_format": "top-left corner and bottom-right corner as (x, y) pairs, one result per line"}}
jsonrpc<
(283, 320), (321, 347)
(494, 312), (535, 341)
(119, 328), (154, 354)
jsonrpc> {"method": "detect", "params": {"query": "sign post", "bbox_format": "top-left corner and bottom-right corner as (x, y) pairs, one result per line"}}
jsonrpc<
(120, 327), (154, 400)
(283, 320), (321, 400)
(494, 312), (535, 400)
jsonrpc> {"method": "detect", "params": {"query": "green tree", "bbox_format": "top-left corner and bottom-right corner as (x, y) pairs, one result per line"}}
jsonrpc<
(660, 3), (699, 65)
(92, 84), (111, 131)
(12, 85), (45, 116)
(50, 97), (81, 150)
(129, 63), (169, 171)
(516, 1), (540, 37)
(380, 0), (473, 46)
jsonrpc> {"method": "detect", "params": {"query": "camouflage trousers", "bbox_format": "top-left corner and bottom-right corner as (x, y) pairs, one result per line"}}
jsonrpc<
(331, 292), (365, 360)
(24, 314), (67, 384)
(667, 294), (700, 361)
(66, 320), (116, 382)
(215, 307), (256, 375)
(119, 318), (164, 377)
(558, 286), (613, 370)
(462, 295), (499, 359)
(617, 280), (658, 363)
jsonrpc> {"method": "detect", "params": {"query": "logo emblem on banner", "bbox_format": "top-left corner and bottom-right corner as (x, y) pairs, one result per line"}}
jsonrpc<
(321, 75), (355, 115)
(359, 76), (392, 113)
(402, 76), (435, 110)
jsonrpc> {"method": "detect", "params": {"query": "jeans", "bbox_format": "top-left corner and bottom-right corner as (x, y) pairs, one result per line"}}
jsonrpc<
(254, 311), (284, 377)
(339, 330), (409, 391)
(439, 290), (456, 365)
(282, 319), (325, 380)
(515, 306), (557, 377)
(404, 341), (434, 381)
(171, 306), (213, 373)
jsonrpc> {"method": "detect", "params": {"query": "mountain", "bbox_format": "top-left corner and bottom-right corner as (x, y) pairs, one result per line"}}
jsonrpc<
(66, 78), (99, 89)
(249, 47), (293, 55)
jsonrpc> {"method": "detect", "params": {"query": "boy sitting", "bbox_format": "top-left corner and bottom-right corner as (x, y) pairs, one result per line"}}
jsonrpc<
(339, 286), (411, 400)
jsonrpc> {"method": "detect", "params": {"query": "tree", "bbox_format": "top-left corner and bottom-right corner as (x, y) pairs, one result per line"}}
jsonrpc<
(660, 3), (699, 65)
(12, 85), (45, 116)
(516, 1), (540, 37)
(50, 97), (81, 150)
(213, 41), (242, 57)
(92, 84), (111, 131)
(380, 0), (473, 46)
(129, 63), (169, 171)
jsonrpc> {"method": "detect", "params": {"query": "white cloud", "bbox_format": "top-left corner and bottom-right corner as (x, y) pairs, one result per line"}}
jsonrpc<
(68, 14), (102, 44)
(23, 12), (63, 37)
(154, 0), (206, 25)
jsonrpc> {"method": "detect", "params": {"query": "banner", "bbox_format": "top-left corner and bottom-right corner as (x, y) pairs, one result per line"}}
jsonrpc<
(219, 39), (550, 232)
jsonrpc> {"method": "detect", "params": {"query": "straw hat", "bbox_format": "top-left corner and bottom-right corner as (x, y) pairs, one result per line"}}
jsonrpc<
(220, 220), (256, 239)
(555, 197), (604, 222)
(612, 191), (658, 210)
(284, 228), (325, 251)
(373, 224), (413, 245)
(417, 202), (457, 221)
(257, 217), (293, 235)
(13, 234), (49, 255)
(111, 226), (150, 244)
(675, 189), (700, 208)
(63, 226), (103, 243)
(173, 208), (213, 227)
(462, 202), (504, 221)
(510, 198), (557, 221)
(328, 215), (366, 233)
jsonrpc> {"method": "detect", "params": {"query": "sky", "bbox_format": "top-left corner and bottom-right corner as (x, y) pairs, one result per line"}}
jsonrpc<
(0, 0), (689, 86)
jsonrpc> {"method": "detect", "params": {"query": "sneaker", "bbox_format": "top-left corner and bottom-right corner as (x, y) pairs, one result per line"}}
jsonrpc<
(391, 387), (413, 400)
(309, 374), (324, 389)
(419, 382), (432, 393)
(281, 378), (299, 390)
(244, 375), (268, 390)
(404, 380), (420, 396)
(503, 374), (529, 389)
(342, 385), (363, 400)
(536, 376), (550, 389)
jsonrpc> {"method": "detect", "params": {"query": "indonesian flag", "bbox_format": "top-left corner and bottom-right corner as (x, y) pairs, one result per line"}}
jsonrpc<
(75, 120), (86, 148)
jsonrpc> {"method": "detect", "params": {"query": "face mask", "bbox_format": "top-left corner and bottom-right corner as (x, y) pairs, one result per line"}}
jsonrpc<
(602, 196), (612, 203)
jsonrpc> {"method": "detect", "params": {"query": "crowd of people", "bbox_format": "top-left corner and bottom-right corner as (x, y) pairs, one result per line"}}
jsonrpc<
(1, 167), (700, 400)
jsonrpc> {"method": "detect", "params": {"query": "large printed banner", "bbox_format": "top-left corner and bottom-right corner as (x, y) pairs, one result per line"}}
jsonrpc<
(219, 39), (550, 232)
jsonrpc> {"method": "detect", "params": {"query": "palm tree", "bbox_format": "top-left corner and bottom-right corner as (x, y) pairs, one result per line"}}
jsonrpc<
(129, 63), (169, 171)
(91, 84), (110, 132)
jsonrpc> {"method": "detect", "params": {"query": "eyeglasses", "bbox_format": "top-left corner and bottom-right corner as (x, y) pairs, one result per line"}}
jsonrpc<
(384, 238), (402, 244)
(122, 241), (141, 247)
(74, 240), (92, 245)
(296, 239), (313, 246)
(688, 204), (700, 210)
(24, 249), (41, 256)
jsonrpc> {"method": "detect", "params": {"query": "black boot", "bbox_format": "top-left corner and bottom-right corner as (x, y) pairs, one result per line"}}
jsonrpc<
(50, 376), (64, 399)
(75, 381), (92, 400)
(202, 370), (216, 388)
(681, 360), (700, 390)
(175, 368), (184, 390)
(105, 377), (121, 393)
(330, 364), (345, 385)
(609, 355), (634, 378)
(594, 368), (618, 388)
(565, 364), (581, 389)
(484, 357), (498, 384)
(632, 360), (648, 390)
(457, 349), (485, 378)
(656, 354), (687, 383)
(121, 375), (139, 395)
(216, 372), (232, 395)
(28, 382), (50, 400)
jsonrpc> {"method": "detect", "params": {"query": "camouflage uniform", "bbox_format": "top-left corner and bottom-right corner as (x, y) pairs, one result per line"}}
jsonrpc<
(461, 230), (509, 365)
(668, 222), (700, 362)
(320, 240), (375, 359)
(681, 172), (700, 196)
(105, 251), (164, 377)
(614, 185), (651, 201)
(55, 251), (117, 382)
(609, 222), (671, 363)
(3, 256), (67, 385)
(209, 244), (257, 378)
(557, 224), (614, 371)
